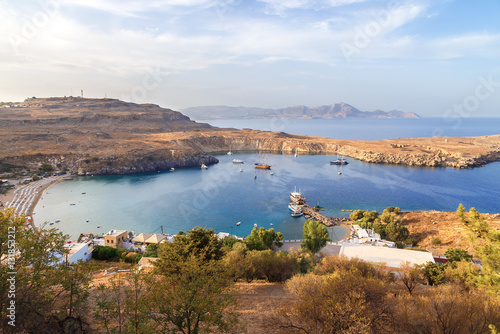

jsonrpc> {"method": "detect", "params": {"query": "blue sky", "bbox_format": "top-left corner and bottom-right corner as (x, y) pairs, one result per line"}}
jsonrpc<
(1, 0), (499, 117)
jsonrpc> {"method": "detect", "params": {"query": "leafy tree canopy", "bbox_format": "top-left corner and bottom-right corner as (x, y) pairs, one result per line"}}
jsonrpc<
(444, 248), (472, 263)
(245, 227), (283, 251)
(301, 219), (329, 253)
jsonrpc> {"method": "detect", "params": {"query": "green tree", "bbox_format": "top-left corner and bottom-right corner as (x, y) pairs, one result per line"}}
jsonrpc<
(386, 222), (409, 242)
(363, 210), (379, 221)
(462, 207), (500, 296)
(372, 219), (386, 238)
(301, 219), (329, 253)
(245, 227), (283, 250)
(421, 262), (445, 286)
(444, 248), (472, 263)
(150, 255), (239, 333)
(0, 209), (92, 333)
(155, 227), (223, 274)
(456, 203), (466, 223)
(222, 236), (241, 249)
(349, 209), (365, 221)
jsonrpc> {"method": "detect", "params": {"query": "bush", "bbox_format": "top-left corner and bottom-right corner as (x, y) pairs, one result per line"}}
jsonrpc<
(404, 238), (417, 247)
(92, 246), (127, 261)
(431, 238), (442, 246)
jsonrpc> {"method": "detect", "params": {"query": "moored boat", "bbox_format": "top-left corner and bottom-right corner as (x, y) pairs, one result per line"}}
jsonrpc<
(254, 154), (272, 169)
(291, 211), (304, 217)
(290, 187), (306, 205)
(201, 164), (208, 169)
(232, 158), (244, 164)
(330, 159), (349, 165)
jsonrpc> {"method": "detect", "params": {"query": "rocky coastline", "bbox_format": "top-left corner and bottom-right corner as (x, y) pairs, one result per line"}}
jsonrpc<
(1, 97), (499, 175)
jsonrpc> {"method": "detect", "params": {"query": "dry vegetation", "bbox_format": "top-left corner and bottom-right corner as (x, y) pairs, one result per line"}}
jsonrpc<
(400, 210), (500, 256)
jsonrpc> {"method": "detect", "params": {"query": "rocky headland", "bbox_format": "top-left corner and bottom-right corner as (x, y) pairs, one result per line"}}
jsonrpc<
(1, 97), (499, 175)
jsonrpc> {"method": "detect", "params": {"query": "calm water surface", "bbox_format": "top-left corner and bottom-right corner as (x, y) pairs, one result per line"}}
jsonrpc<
(33, 118), (500, 240)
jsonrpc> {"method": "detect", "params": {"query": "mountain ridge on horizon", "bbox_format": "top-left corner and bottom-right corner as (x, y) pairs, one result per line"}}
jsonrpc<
(181, 103), (420, 120)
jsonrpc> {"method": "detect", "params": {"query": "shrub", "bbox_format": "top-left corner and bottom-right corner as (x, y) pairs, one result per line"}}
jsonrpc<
(431, 238), (442, 246)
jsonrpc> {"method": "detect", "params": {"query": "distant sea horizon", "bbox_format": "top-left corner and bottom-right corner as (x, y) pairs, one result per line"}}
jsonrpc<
(207, 117), (500, 141)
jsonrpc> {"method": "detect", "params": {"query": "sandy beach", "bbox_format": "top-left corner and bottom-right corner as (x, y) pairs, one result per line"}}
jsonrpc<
(1, 175), (67, 226)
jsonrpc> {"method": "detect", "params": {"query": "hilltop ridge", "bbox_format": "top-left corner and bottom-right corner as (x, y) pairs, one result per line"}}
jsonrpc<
(181, 103), (420, 120)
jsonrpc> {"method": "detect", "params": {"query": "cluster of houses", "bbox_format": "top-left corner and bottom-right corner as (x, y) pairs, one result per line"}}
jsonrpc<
(51, 224), (437, 271)
(60, 229), (176, 265)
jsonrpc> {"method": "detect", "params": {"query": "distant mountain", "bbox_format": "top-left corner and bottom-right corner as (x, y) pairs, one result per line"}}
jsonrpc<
(181, 103), (420, 120)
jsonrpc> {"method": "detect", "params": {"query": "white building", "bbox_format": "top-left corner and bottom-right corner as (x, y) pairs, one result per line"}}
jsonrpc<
(352, 225), (384, 244)
(63, 241), (93, 264)
(340, 243), (435, 269)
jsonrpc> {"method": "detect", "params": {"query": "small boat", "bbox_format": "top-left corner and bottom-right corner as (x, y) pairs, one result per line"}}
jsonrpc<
(227, 150), (233, 155)
(270, 171), (274, 175)
(86, 219), (89, 223)
(50, 222), (54, 225)
(170, 168), (175, 172)
(270, 223), (273, 226)
(254, 223), (257, 228)
(330, 159), (349, 165)
(55, 219), (61, 223)
(70, 203), (76, 206)
(331, 146), (348, 165)
(338, 171), (342, 175)
(240, 168), (243, 172)
(232, 159), (244, 164)
(236, 222), (241, 226)
(81, 192), (86, 194)
(97, 225), (101, 228)
(291, 211), (304, 218)
(201, 164), (208, 169)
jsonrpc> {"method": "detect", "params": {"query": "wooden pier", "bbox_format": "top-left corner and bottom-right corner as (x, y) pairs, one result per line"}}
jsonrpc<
(301, 204), (350, 227)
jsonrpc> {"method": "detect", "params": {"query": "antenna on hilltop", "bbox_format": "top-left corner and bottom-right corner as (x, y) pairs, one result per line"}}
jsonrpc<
(81, 90), (83, 98)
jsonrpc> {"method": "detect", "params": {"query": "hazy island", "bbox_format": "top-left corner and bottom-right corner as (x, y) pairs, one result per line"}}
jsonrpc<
(0, 97), (499, 176)
(181, 103), (420, 120)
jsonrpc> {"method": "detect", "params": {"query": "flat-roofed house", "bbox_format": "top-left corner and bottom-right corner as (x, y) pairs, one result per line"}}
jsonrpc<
(64, 242), (93, 264)
(340, 243), (435, 270)
(104, 229), (128, 248)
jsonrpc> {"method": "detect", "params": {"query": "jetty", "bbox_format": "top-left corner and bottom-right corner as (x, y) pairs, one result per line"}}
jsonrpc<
(301, 204), (350, 227)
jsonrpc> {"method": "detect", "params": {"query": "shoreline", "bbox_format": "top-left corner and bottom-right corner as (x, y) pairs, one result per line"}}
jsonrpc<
(1, 175), (67, 229)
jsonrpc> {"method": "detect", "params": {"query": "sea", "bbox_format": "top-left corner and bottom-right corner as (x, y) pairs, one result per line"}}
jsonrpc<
(33, 117), (500, 240)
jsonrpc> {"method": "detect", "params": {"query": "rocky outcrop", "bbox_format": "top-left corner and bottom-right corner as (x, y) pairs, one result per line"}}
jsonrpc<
(170, 131), (500, 169)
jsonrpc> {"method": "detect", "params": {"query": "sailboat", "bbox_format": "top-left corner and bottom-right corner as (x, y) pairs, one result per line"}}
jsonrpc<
(254, 153), (272, 170)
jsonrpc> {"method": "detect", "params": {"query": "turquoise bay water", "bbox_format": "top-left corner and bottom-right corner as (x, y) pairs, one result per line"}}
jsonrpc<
(33, 118), (500, 240)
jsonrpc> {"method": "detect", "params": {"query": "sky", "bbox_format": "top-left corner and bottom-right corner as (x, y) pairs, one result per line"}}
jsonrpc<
(1, 0), (499, 117)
